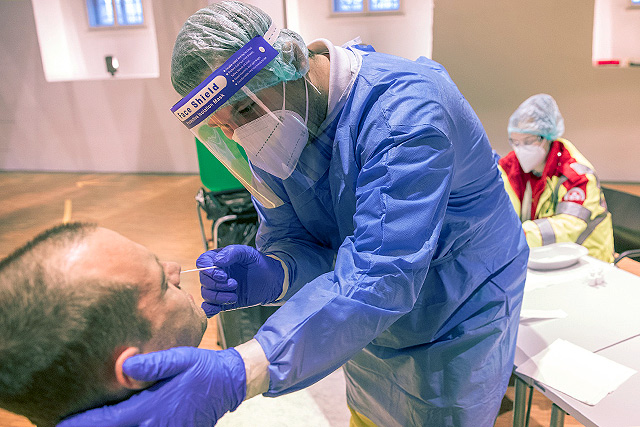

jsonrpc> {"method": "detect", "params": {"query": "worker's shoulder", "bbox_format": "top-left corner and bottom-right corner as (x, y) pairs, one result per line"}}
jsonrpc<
(557, 138), (597, 181)
(498, 151), (519, 172)
(358, 51), (454, 85)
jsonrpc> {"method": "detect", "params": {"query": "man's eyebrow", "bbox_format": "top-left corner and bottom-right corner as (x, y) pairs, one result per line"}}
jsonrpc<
(154, 255), (168, 295)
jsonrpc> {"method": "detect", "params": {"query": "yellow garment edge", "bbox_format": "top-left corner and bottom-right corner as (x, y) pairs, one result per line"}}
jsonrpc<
(349, 406), (378, 427)
(499, 139), (614, 262)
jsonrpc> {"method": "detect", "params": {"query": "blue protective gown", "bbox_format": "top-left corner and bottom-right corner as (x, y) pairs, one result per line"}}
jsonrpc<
(252, 46), (528, 427)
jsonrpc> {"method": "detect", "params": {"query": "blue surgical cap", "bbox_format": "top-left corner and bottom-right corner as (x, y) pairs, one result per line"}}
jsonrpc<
(171, 1), (309, 99)
(508, 94), (565, 141)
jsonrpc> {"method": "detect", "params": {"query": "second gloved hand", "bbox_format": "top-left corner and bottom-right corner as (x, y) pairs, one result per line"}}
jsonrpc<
(56, 347), (246, 427)
(197, 245), (285, 317)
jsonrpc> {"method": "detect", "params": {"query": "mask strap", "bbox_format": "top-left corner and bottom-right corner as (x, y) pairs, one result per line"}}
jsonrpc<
(282, 80), (308, 125)
(282, 81), (286, 111)
(303, 78), (309, 125)
(241, 85), (282, 124)
(305, 77), (322, 95)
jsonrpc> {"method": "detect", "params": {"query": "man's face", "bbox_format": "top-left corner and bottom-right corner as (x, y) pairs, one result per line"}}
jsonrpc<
(206, 80), (311, 139)
(508, 132), (545, 148)
(67, 228), (207, 352)
(207, 84), (283, 139)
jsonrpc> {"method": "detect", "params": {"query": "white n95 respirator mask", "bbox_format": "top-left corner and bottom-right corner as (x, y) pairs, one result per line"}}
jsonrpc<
(514, 144), (548, 173)
(232, 80), (309, 180)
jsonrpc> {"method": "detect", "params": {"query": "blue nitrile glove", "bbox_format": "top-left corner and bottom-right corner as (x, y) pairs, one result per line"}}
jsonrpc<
(56, 347), (246, 427)
(197, 245), (285, 317)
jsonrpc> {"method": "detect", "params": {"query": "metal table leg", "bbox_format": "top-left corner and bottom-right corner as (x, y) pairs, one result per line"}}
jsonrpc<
(513, 376), (528, 427)
(550, 404), (566, 427)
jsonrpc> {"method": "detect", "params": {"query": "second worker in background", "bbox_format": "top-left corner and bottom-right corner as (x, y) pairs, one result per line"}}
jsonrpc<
(499, 93), (614, 262)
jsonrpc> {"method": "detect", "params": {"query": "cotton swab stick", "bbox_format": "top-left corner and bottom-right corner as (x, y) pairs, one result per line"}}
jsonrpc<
(180, 266), (219, 274)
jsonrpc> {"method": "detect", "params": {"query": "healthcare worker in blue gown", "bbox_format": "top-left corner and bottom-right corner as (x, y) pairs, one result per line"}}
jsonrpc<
(58, 2), (528, 426)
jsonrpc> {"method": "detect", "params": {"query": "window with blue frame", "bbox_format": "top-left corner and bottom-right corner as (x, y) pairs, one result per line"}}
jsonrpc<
(333, 0), (400, 13)
(333, 0), (363, 12)
(369, 0), (400, 12)
(87, 0), (144, 28)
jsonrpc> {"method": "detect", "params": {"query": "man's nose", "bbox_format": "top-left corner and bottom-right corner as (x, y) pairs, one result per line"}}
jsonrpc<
(219, 125), (234, 139)
(207, 118), (235, 139)
(162, 261), (182, 287)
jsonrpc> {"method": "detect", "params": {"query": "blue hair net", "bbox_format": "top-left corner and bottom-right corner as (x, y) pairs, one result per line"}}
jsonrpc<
(507, 94), (565, 140)
(171, 1), (309, 100)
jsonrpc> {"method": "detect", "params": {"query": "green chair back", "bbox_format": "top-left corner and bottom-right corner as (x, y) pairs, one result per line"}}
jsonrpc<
(195, 137), (244, 192)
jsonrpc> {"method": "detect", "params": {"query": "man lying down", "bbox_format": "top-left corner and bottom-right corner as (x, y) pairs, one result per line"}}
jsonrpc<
(0, 223), (208, 426)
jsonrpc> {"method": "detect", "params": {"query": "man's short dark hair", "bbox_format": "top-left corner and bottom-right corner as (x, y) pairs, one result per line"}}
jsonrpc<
(0, 223), (153, 426)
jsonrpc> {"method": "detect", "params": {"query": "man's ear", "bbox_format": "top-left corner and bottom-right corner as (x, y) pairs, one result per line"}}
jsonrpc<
(280, 40), (309, 75)
(114, 347), (148, 390)
(292, 42), (310, 74)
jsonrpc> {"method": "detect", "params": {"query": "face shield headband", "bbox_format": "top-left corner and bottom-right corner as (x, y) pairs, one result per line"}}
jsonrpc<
(170, 22), (290, 208)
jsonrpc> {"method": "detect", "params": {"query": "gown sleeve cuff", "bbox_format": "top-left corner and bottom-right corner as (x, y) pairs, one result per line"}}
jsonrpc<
(266, 254), (289, 301)
(234, 338), (270, 399)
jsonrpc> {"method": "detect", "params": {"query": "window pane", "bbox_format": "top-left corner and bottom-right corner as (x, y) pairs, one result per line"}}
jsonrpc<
(369, 0), (400, 11)
(333, 0), (363, 12)
(86, 0), (115, 27)
(115, 0), (144, 26)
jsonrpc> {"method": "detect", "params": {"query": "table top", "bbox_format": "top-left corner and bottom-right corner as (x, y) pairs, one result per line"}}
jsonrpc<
(515, 255), (640, 427)
(516, 256), (640, 362)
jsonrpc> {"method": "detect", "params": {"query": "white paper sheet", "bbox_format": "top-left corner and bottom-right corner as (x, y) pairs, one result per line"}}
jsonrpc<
(516, 339), (637, 405)
(520, 309), (568, 320)
(524, 268), (589, 293)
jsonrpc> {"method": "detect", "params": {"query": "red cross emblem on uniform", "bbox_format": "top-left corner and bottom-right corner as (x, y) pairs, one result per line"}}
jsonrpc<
(564, 187), (586, 202)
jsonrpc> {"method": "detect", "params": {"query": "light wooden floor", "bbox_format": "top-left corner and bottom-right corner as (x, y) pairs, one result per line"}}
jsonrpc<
(2, 173), (636, 426)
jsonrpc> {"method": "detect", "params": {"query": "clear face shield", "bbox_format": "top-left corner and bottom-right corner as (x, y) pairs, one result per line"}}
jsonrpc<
(171, 24), (326, 209)
(208, 79), (309, 181)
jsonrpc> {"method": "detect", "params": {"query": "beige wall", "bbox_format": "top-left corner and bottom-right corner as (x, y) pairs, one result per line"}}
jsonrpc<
(1, 0), (638, 180)
(287, 0), (433, 60)
(432, 0), (640, 181)
(0, 0), (207, 173)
